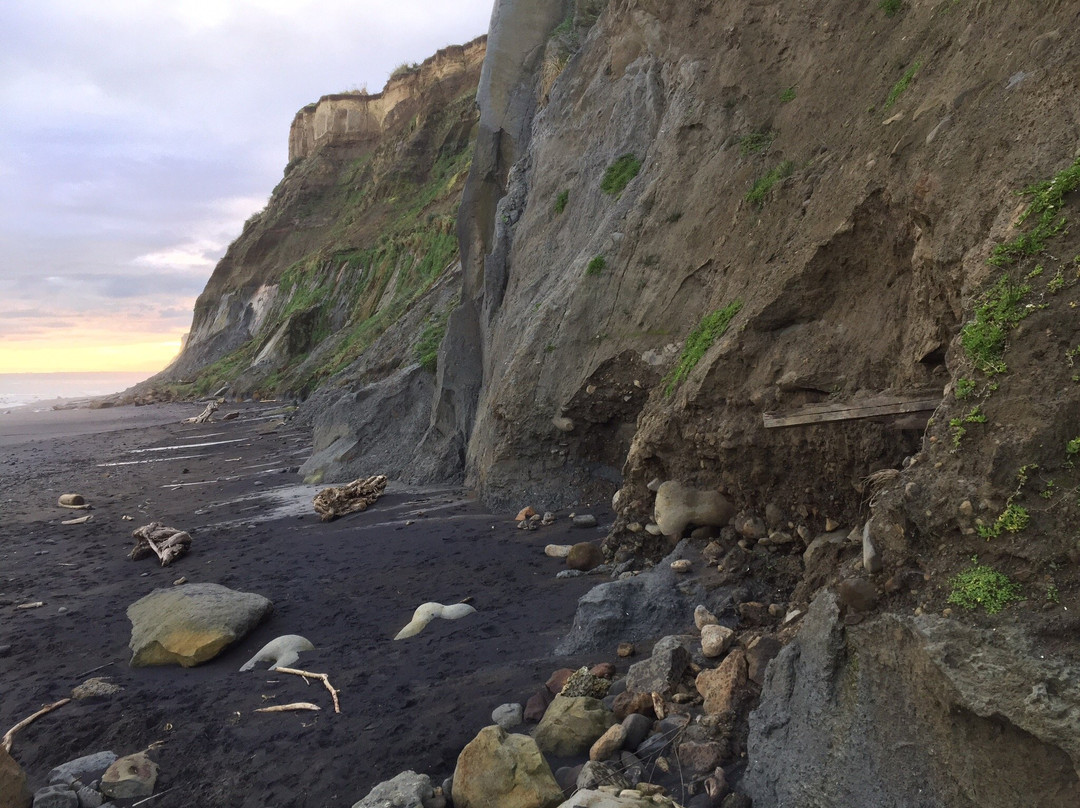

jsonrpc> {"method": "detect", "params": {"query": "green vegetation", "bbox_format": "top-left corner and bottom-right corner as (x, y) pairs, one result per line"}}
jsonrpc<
(554, 189), (569, 214)
(390, 61), (421, 80)
(948, 559), (1023, 614)
(779, 87), (797, 103)
(746, 161), (794, 206)
(1047, 585), (1060, 604)
(664, 301), (743, 396)
(884, 60), (921, 110)
(586, 255), (607, 276)
(601, 154), (642, 196)
(960, 275), (1031, 375)
(1048, 269), (1066, 294)
(1067, 436), (1080, 455)
(990, 156), (1080, 266)
(739, 131), (775, 156)
(878, 0), (903, 17)
(978, 502), (1030, 539)
(414, 310), (451, 373)
(949, 406), (986, 448)
(954, 378), (976, 400)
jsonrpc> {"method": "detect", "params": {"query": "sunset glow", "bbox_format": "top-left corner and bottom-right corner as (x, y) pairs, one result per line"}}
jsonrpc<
(0, 331), (186, 374)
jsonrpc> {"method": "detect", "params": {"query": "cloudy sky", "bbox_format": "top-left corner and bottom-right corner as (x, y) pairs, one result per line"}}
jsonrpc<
(0, 0), (493, 373)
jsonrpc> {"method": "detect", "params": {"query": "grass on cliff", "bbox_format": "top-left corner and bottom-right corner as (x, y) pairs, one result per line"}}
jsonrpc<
(990, 156), (1080, 267)
(948, 559), (1023, 614)
(414, 309), (452, 373)
(884, 60), (921, 110)
(664, 301), (743, 396)
(601, 154), (642, 196)
(960, 275), (1031, 375)
(746, 161), (794, 207)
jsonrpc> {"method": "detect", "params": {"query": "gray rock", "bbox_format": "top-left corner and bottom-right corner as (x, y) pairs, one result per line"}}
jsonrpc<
(127, 583), (272, 667)
(75, 785), (103, 808)
(351, 771), (433, 808)
(745, 591), (1080, 808)
(622, 713), (653, 752)
(491, 702), (524, 730)
(625, 646), (689, 696)
(861, 521), (882, 573)
(48, 754), (117, 786)
(33, 785), (77, 808)
(99, 753), (157, 800)
(573, 514), (598, 528)
(575, 761), (629, 792)
(619, 751), (645, 785)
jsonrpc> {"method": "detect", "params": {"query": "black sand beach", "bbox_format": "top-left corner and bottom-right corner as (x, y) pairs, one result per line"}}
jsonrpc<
(0, 402), (609, 806)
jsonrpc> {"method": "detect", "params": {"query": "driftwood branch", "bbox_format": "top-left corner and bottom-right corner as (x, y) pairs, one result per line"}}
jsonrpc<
(130, 523), (191, 566)
(312, 475), (387, 521)
(184, 401), (219, 424)
(2, 698), (71, 752)
(275, 667), (341, 714)
(254, 702), (321, 713)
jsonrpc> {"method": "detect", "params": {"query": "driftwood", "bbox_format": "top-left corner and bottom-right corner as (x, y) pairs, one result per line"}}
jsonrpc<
(312, 475), (387, 522)
(130, 522), (191, 566)
(254, 702), (321, 713)
(3, 698), (71, 753)
(61, 514), (93, 525)
(184, 401), (219, 424)
(275, 667), (341, 713)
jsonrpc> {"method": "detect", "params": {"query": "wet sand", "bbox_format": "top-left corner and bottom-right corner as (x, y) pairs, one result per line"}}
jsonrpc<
(0, 402), (609, 806)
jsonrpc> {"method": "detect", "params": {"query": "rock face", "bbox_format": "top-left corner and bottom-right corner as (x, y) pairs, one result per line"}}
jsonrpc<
(452, 725), (563, 808)
(533, 696), (617, 757)
(350, 771), (433, 808)
(127, 584), (273, 667)
(744, 592), (1080, 808)
(0, 746), (30, 808)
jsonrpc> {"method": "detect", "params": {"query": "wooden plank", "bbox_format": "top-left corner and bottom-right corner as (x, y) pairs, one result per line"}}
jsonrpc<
(763, 395), (941, 429)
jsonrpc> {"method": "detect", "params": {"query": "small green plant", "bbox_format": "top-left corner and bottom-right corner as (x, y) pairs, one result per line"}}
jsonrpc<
(990, 156), (1080, 266)
(739, 131), (775, 156)
(747, 161), (795, 206)
(414, 311), (450, 373)
(1027, 264), (1045, 278)
(878, 0), (904, 17)
(664, 301), (743, 395)
(948, 559), (1023, 614)
(1048, 269), (1066, 294)
(601, 154), (642, 196)
(1067, 345), (1080, 366)
(960, 275), (1031, 374)
(884, 60), (922, 110)
(949, 406), (987, 447)
(586, 255), (607, 275)
(554, 189), (569, 214)
(977, 502), (1030, 539)
(779, 86), (797, 103)
(1067, 437), (1080, 455)
(1047, 585), (1060, 604)
(1041, 480), (1056, 499)
(954, 378), (976, 400)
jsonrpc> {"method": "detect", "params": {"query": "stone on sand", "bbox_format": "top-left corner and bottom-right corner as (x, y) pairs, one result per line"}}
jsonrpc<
(351, 770), (433, 808)
(534, 696), (617, 757)
(452, 726), (562, 808)
(47, 752), (117, 786)
(100, 752), (157, 799)
(127, 583), (273, 667)
(654, 481), (733, 539)
(567, 542), (605, 571)
(492, 703), (524, 730)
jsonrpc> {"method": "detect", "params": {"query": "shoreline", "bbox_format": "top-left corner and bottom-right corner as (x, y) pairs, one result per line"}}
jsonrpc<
(0, 401), (610, 806)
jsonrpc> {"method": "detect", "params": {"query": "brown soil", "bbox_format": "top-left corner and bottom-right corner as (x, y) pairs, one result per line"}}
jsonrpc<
(0, 403), (610, 807)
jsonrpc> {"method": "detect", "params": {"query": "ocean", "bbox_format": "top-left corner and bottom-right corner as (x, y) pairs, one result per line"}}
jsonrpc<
(0, 371), (151, 409)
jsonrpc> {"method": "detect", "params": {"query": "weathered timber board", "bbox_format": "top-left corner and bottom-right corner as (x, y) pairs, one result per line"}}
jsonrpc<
(763, 395), (942, 429)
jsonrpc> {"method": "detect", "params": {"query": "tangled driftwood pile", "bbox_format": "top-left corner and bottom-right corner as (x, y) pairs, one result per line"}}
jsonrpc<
(130, 523), (192, 566)
(312, 475), (388, 522)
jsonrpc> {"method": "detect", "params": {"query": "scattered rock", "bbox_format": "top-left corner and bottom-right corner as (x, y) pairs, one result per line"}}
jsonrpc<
(696, 648), (748, 715)
(619, 751), (646, 785)
(57, 494), (87, 508)
(71, 678), (122, 700)
(492, 703), (524, 730)
(589, 723), (627, 761)
(700, 625), (735, 658)
(837, 578), (879, 617)
(694, 605), (720, 630)
(590, 662), (616, 679)
(524, 688), (554, 723)
(452, 726), (563, 808)
(862, 522), (883, 574)
(1, 745), (30, 808)
(575, 762), (630, 792)
(573, 514), (598, 529)
(100, 752), (157, 800)
(654, 481), (733, 539)
(669, 559), (692, 573)
(561, 667), (611, 699)
(676, 741), (724, 775)
(31, 784), (77, 808)
(552, 417), (575, 433)
(621, 713), (653, 752)
(47, 753), (118, 786)
(611, 691), (655, 721)
(534, 696), (616, 757)
(126, 583), (273, 667)
(545, 545), (572, 558)
(746, 636), (784, 685)
(644, 524), (663, 536)
(734, 515), (767, 540)
(350, 770), (433, 808)
(75, 783), (104, 808)
(625, 646), (689, 697)
(616, 642), (635, 658)
(542, 512), (556, 525)
(567, 543), (605, 571)
(737, 601), (769, 627)
(516, 507), (538, 522)
(546, 668), (576, 694)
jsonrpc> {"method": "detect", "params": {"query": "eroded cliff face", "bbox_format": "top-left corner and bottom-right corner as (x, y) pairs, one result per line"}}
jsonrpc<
(151, 37), (486, 400)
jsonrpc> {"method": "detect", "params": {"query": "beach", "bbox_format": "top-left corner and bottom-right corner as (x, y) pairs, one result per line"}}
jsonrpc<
(0, 402), (608, 806)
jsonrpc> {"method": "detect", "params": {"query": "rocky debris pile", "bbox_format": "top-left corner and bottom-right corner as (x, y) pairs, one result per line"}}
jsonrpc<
(313, 474), (388, 521)
(126, 583), (273, 667)
(19, 750), (161, 808)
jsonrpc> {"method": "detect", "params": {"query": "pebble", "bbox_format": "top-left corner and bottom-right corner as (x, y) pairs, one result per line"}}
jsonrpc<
(491, 703), (523, 730)
(545, 544), (572, 558)
(694, 605), (719, 630)
(617, 642), (635, 658)
(573, 514), (598, 528)
(670, 559), (692, 573)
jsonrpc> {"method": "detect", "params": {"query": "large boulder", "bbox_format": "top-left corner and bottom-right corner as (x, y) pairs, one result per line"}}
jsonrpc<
(654, 481), (733, 539)
(127, 583), (273, 667)
(534, 696), (616, 757)
(744, 592), (1080, 808)
(452, 725), (563, 808)
(0, 746), (30, 808)
(351, 771), (433, 808)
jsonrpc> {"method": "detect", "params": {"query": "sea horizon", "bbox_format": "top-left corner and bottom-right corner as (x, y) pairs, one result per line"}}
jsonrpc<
(0, 370), (153, 409)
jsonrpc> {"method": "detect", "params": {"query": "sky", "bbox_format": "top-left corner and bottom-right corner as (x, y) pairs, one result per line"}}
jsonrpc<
(0, 0), (494, 374)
